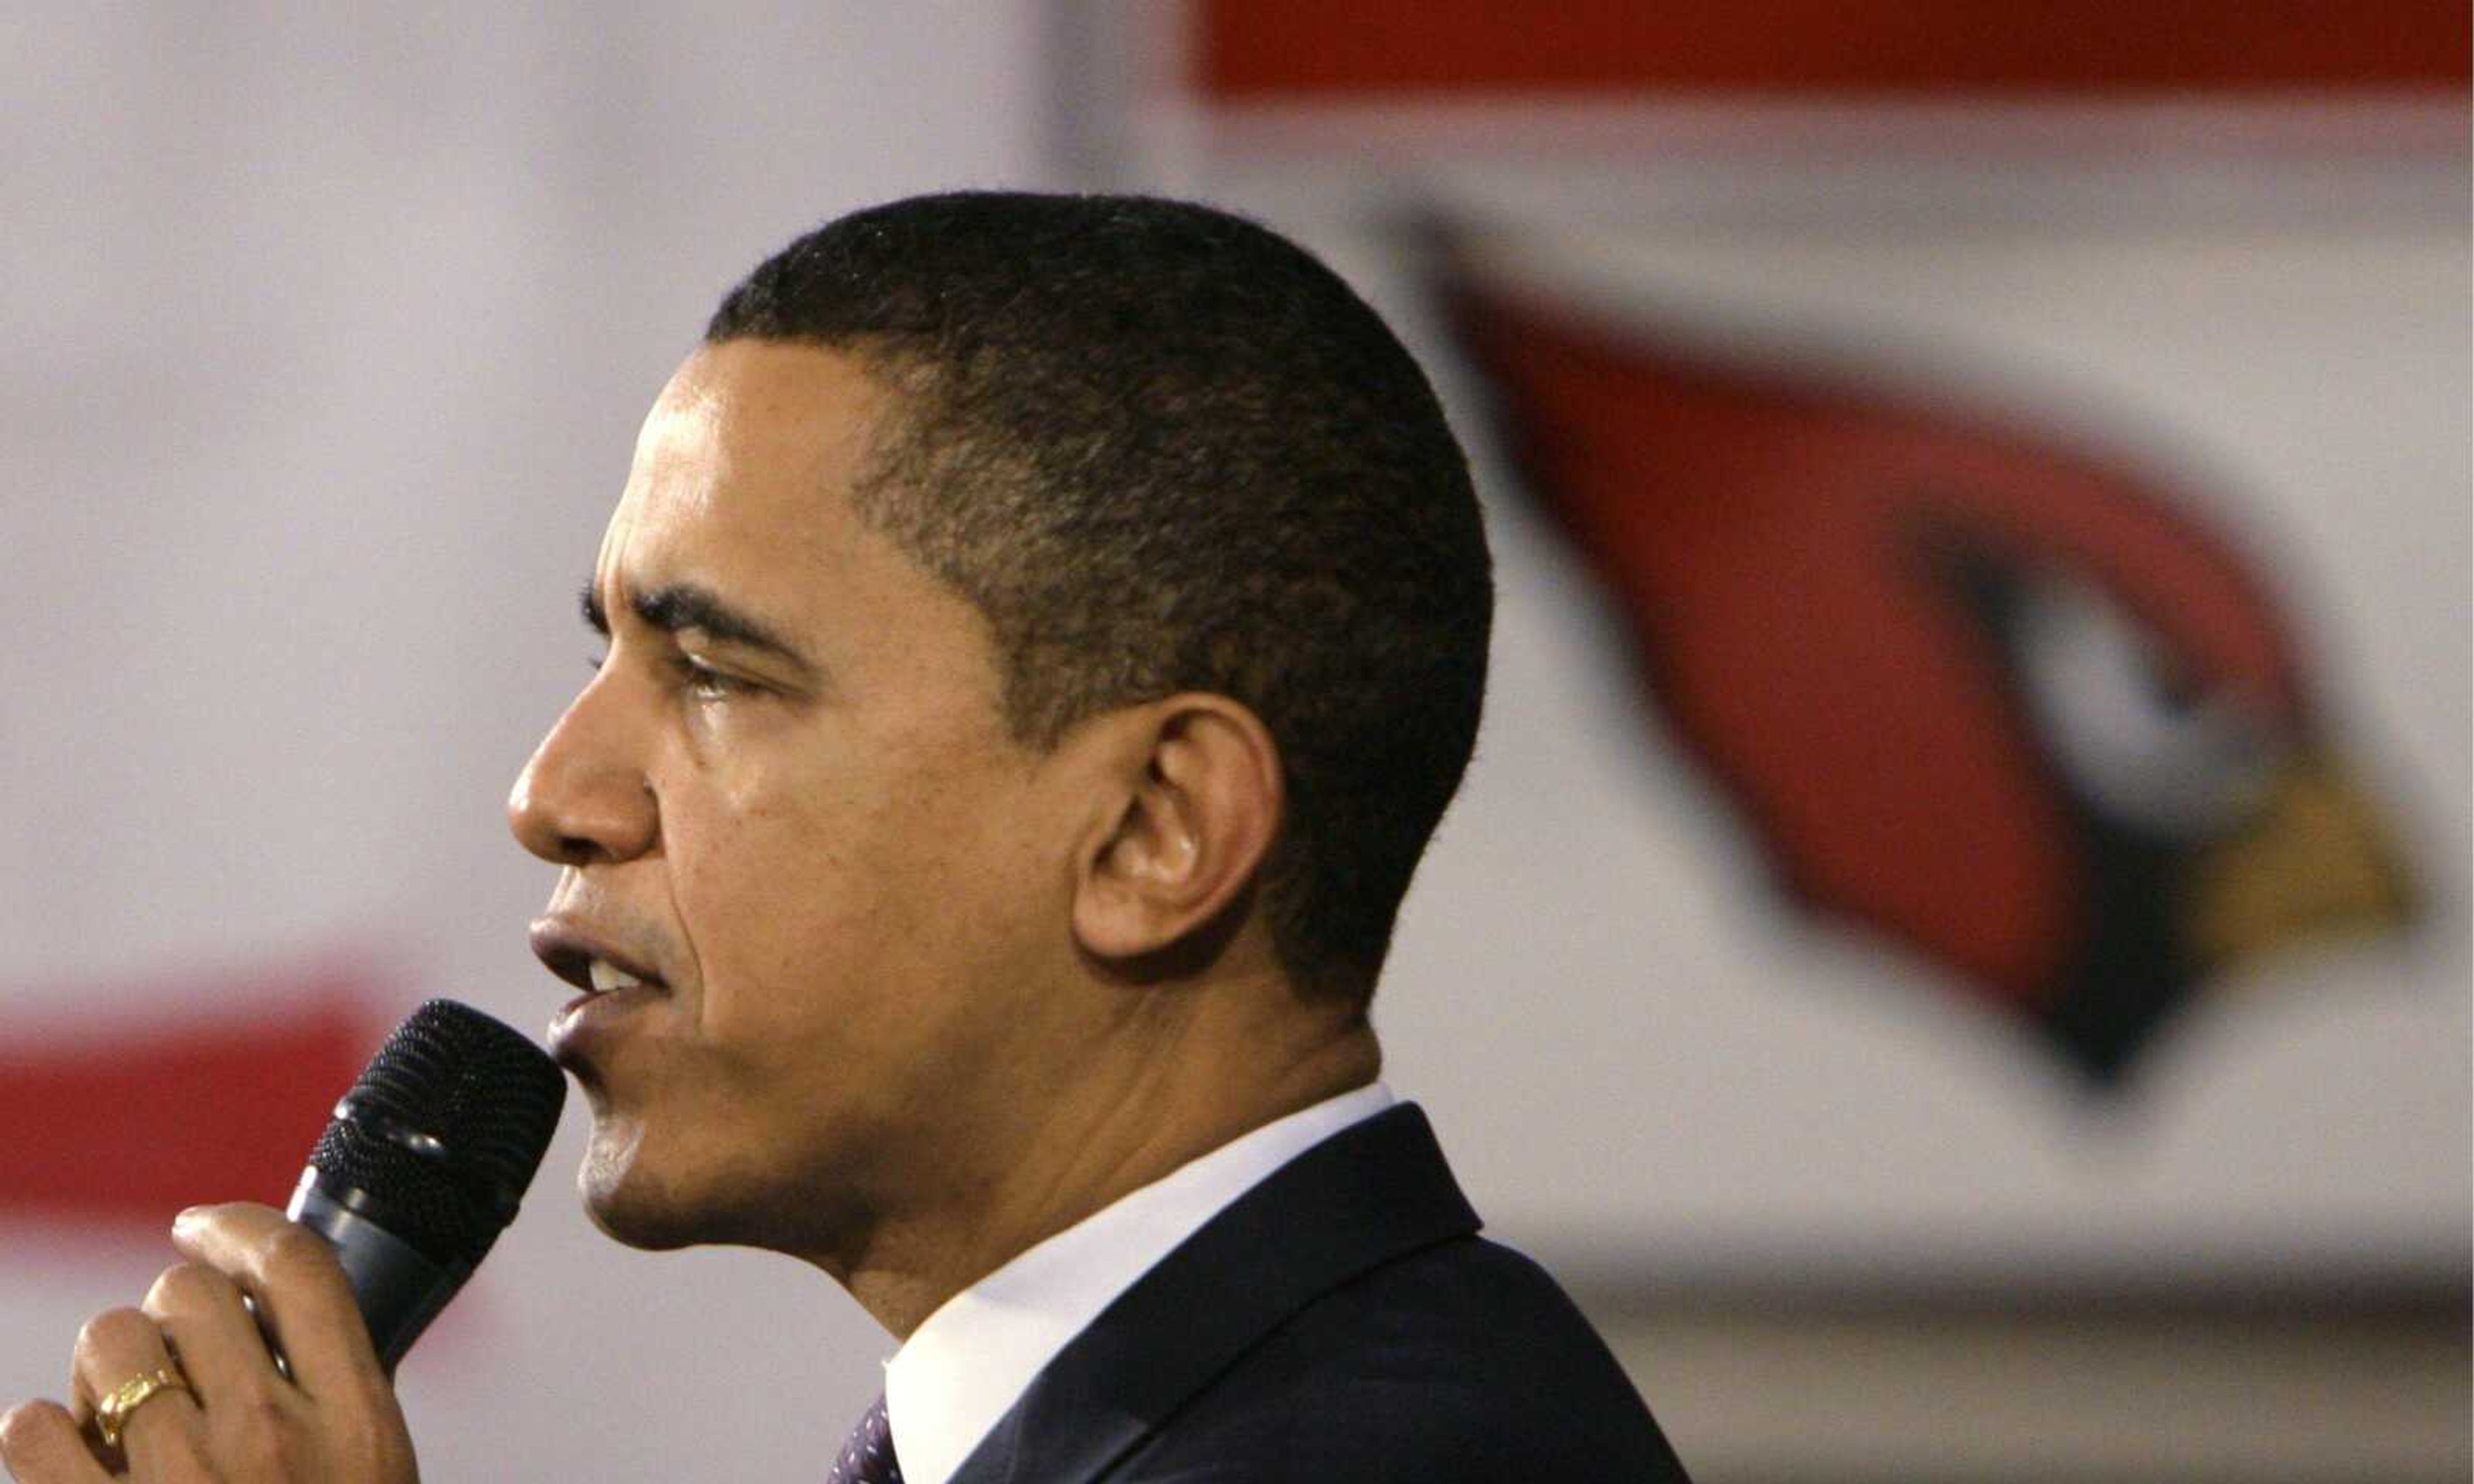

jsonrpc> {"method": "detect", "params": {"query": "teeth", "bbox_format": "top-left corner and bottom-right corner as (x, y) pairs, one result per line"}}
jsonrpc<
(588, 959), (646, 994)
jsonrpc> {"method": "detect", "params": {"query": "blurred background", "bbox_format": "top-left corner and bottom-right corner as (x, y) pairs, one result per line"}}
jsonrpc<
(2, 4), (2464, 1479)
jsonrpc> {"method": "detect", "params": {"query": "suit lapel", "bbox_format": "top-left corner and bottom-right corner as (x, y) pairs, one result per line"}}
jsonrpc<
(945, 1103), (1480, 1484)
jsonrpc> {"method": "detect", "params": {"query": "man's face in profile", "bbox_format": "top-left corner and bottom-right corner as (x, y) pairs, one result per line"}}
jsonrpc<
(508, 339), (1098, 1262)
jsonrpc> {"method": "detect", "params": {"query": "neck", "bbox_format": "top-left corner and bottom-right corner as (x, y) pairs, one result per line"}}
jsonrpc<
(830, 973), (1381, 1338)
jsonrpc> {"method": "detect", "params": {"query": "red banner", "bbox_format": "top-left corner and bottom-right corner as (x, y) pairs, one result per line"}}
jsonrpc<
(0, 975), (378, 1226)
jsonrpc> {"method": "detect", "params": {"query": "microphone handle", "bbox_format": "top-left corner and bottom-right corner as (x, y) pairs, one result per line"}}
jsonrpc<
(283, 1171), (472, 1371)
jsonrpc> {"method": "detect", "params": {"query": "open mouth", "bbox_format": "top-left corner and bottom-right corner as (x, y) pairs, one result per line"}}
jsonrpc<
(530, 919), (671, 1003)
(586, 958), (653, 994)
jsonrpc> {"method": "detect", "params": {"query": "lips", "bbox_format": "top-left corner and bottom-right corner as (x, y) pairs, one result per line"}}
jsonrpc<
(530, 917), (669, 999)
(530, 917), (672, 1067)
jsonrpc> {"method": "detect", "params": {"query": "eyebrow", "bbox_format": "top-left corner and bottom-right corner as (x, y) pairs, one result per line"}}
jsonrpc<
(580, 580), (819, 680)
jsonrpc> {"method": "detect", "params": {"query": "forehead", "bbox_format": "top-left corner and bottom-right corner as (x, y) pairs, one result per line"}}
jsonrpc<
(604, 339), (889, 575)
(593, 339), (1008, 709)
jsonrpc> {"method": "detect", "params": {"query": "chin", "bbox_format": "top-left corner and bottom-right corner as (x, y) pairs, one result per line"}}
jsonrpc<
(573, 1119), (845, 1257)
(574, 1123), (702, 1251)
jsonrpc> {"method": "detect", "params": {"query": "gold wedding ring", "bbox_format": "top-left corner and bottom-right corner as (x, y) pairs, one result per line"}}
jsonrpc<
(95, 1365), (190, 1450)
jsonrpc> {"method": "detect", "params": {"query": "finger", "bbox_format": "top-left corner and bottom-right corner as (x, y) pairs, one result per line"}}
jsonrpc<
(171, 1204), (387, 1401)
(66, 1309), (205, 1472)
(1, 1400), (113, 1484)
(143, 1261), (282, 1415)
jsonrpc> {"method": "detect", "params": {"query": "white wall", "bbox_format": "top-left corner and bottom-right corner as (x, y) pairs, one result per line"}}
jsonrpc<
(1, 7), (1053, 1479)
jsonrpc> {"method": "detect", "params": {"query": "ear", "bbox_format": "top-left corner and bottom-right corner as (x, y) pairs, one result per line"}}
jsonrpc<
(1071, 694), (1283, 969)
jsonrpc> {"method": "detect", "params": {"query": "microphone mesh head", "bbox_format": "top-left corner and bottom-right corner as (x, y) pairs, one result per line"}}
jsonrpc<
(307, 1000), (567, 1268)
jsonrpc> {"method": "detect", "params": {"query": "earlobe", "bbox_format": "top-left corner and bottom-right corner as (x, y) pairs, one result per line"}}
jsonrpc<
(1070, 697), (1281, 971)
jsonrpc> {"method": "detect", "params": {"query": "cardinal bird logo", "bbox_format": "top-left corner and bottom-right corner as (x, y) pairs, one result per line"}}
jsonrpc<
(1441, 265), (2417, 1085)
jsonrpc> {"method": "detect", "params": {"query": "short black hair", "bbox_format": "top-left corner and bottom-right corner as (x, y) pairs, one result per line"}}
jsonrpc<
(707, 191), (1490, 1003)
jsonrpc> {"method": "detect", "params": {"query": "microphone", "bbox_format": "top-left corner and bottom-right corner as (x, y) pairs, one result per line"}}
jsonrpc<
(280, 1000), (567, 1370)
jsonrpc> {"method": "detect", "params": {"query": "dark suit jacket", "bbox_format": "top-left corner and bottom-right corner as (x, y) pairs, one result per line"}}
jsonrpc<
(946, 1104), (1692, 1482)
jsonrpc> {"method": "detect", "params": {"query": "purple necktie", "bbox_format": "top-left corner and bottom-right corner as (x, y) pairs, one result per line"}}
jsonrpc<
(827, 1393), (905, 1484)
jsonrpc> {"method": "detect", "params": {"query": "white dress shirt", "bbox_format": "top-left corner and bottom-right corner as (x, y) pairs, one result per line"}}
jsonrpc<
(882, 1081), (1397, 1484)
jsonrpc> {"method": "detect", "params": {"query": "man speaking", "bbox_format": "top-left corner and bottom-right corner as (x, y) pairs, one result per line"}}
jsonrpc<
(2, 193), (1690, 1482)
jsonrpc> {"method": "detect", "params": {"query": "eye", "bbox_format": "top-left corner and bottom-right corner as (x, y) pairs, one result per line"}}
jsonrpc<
(673, 656), (751, 701)
(2009, 572), (2272, 838)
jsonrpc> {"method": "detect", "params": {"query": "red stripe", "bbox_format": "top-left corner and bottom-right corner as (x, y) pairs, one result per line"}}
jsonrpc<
(1196, 1), (2469, 99)
(0, 980), (378, 1226)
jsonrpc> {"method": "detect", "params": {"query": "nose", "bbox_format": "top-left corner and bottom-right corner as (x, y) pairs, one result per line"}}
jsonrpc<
(508, 674), (658, 866)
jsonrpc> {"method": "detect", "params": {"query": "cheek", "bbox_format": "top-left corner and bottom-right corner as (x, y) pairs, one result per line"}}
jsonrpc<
(659, 725), (1060, 1032)
(675, 808), (855, 993)
(664, 761), (930, 1012)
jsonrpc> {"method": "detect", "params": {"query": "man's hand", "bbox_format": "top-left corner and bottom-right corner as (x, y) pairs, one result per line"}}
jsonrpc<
(0, 1204), (418, 1483)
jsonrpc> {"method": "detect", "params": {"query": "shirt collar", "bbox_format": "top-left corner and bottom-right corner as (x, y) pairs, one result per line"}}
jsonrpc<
(883, 1081), (1396, 1484)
